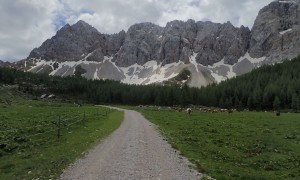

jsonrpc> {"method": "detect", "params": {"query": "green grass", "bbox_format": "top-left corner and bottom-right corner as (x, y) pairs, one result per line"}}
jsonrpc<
(0, 87), (123, 179)
(134, 108), (300, 179)
(175, 68), (191, 81)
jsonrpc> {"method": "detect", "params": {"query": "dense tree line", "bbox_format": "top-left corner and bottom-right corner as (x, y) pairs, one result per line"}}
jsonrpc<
(198, 55), (300, 111)
(1, 55), (300, 110)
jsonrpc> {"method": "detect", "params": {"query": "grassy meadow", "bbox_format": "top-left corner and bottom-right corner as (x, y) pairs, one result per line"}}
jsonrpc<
(135, 107), (300, 179)
(0, 87), (123, 179)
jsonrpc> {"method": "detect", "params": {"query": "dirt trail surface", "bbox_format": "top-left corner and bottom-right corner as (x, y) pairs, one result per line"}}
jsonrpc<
(60, 108), (200, 180)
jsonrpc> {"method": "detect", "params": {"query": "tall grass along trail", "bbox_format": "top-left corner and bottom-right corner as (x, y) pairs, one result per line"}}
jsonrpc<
(60, 108), (199, 179)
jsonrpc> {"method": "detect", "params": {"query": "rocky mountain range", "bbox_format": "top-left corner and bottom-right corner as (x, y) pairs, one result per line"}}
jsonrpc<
(5, 0), (300, 87)
(0, 60), (14, 68)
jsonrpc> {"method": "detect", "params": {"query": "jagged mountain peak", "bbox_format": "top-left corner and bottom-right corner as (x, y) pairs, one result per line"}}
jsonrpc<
(259, 0), (300, 18)
(23, 0), (300, 88)
(72, 20), (100, 33)
(127, 22), (163, 36)
(58, 23), (71, 31)
(128, 22), (161, 29)
(249, 0), (300, 59)
(55, 20), (98, 34)
(74, 20), (90, 26)
(28, 19), (106, 62)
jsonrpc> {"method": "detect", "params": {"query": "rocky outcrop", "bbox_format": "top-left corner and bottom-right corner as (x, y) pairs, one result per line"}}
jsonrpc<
(250, 0), (300, 62)
(113, 22), (163, 66)
(194, 21), (250, 65)
(23, 0), (300, 87)
(28, 20), (124, 62)
(27, 19), (251, 67)
(159, 20), (197, 65)
(0, 60), (14, 68)
(156, 20), (250, 66)
(105, 30), (126, 56)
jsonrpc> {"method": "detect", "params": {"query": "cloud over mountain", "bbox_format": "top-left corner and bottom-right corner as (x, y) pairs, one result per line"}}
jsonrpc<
(0, 0), (273, 62)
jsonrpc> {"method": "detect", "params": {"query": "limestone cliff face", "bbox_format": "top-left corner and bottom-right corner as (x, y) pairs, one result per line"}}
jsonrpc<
(27, 0), (300, 67)
(250, 0), (300, 62)
(24, 0), (300, 87)
(28, 20), (125, 63)
(28, 19), (251, 67)
(113, 22), (163, 66)
(193, 21), (250, 65)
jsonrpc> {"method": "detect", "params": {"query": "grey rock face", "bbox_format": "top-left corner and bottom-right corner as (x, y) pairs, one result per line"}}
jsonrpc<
(27, 19), (251, 67)
(28, 20), (124, 62)
(194, 22), (250, 66)
(23, 0), (300, 85)
(159, 20), (197, 65)
(0, 60), (17, 68)
(106, 30), (126, 56)
(250, 0), (300, 61)
(113, 22), (163, 66)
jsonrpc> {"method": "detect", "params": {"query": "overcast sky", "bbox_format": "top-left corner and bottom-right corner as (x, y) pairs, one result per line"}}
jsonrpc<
(0, 0), (274, 62)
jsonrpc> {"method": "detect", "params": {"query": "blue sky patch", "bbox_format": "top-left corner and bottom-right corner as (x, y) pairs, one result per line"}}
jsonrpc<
(54, 15), (67, 30)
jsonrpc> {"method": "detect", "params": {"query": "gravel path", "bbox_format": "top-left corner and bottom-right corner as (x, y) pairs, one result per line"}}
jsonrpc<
(60, 108), (200, 180)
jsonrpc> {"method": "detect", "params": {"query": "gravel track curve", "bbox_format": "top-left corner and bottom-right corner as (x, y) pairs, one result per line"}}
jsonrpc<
(60, 108), (200, 180)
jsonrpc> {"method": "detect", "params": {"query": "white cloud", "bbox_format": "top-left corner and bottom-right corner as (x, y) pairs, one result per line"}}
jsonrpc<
(0, 0), (274, 62)
(0, 0), (63, 61)
(156, 0), (274, 28)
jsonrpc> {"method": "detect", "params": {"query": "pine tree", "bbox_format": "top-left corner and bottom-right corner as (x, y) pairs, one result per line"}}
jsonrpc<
(247, 97), (253, 109)
(237, 100), (244, 111)
(273, 96), (281, 110)
(252, 86), (262, 109)
(234, 96), (239, 108)
(297, 96), (300, 110)
(292, 93), (298, 110)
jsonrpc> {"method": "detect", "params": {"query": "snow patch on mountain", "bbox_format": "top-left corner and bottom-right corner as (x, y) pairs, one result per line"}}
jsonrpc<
(190, 53), (199, 72)
(206, 52), (266, 83)
(26, 51), (267, 87)
(27, 58), (184, 86)
(143, 60), (158, 69)
(120, 63), (144, 84)
(207, 59), (235, 83)
(238, 52), (266, 66)
(279, 28), (292, 35)
(120, 61), (183, 85)
(94, 68), (99, 80)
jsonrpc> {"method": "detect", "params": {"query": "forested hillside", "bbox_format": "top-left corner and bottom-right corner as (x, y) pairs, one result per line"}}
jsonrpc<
(1, 55), (300, 110)
(198, 55), (300, 110)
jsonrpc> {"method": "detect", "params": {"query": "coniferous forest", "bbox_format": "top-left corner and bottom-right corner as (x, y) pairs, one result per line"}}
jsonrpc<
(1, 55), (300, 111)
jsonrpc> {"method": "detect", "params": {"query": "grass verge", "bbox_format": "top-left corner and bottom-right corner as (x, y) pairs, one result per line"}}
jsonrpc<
(0, 88), (123, 179)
